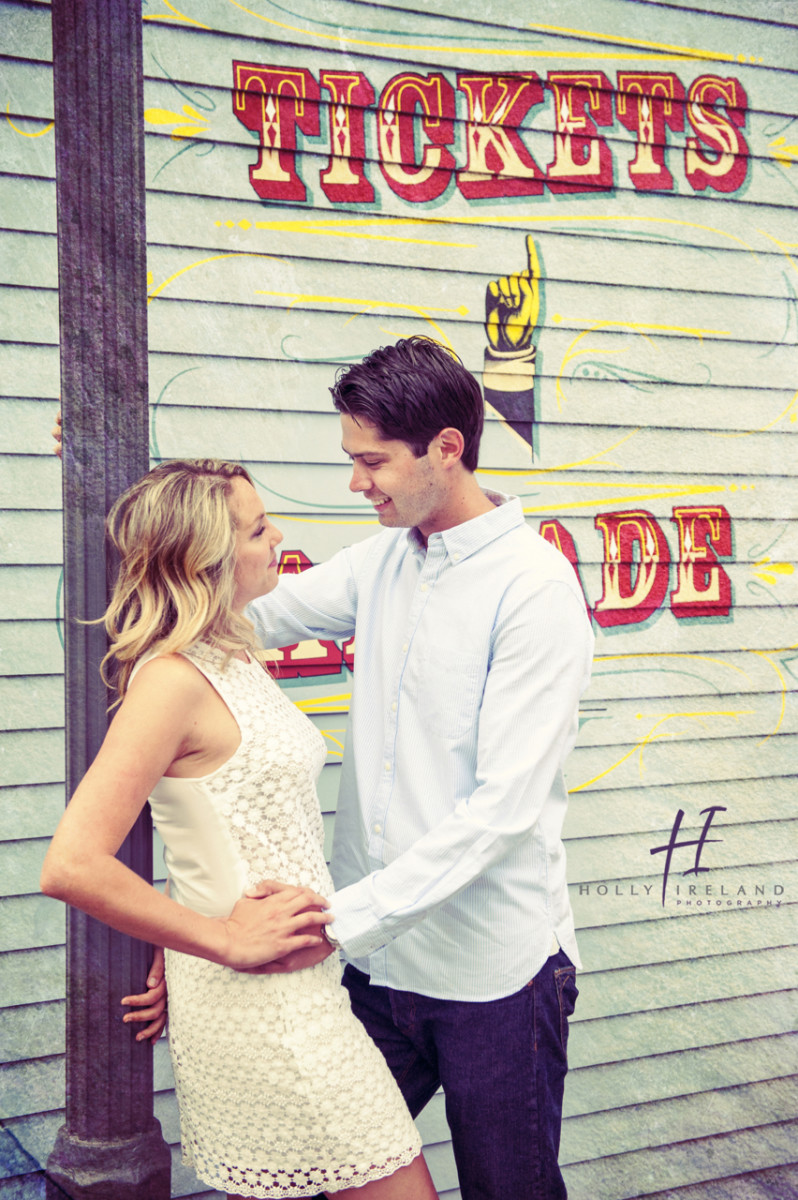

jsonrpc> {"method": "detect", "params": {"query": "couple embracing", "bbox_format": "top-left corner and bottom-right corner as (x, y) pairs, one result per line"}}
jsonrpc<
(43, 336), (593, 1200)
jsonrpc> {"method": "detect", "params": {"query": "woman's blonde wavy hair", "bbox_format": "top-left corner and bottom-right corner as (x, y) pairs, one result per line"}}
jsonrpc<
(102, 459), (267, 699)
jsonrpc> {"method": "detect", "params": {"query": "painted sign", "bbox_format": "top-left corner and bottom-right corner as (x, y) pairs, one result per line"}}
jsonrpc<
(139, 8), (798, 1193)
(231, 63), (750, 202)
(2, 1), (796, 1197)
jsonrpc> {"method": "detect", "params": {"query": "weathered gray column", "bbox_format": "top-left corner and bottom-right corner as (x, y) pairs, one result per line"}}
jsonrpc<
(47, 0), (171, 1196)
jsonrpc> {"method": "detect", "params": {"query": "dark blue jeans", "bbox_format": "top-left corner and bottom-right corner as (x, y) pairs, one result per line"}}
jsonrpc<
(343, 951), (577, 1200)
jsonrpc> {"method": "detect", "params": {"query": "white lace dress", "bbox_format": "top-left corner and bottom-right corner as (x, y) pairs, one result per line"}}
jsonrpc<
(141, 643), (421, 1198)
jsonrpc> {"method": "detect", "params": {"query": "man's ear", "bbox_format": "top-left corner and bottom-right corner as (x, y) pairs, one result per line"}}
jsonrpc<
(433, 427), (465, 467)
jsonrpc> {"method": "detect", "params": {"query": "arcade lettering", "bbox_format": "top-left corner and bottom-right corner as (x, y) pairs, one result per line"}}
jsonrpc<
(232, 63), (749, 203)
(542, 503), (732, 628)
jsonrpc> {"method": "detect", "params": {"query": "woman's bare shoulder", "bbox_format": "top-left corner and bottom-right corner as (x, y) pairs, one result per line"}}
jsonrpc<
(126, 652), (210, 703)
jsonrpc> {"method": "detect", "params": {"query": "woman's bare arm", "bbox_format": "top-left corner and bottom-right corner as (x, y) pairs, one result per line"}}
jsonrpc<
(41, 656), (331, 968)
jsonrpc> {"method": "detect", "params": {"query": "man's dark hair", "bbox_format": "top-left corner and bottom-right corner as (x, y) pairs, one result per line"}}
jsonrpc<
(330, 336), (484, 472)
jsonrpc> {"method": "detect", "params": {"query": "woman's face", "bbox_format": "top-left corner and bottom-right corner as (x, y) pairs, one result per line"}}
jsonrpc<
(227, 477), (284, 611)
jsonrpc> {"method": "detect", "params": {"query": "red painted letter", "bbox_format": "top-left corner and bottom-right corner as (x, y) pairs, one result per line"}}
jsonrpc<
(456, 73), (545, 198)
(319, 71), (375, 203)
(233, 61), (320, 202)
(539, 519), (591, 615)
(670, 506), (732, 618)
(615, 72), (685, 191)
(547, 72), (614, 192)
(594, 511), (671, 627)
(685, 75), (748, 193)
(377, 72), (456, 202)
(265, 550), (345, 677)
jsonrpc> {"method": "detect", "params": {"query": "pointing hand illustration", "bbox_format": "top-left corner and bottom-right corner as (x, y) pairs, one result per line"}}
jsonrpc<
(485, 235), (541, 353)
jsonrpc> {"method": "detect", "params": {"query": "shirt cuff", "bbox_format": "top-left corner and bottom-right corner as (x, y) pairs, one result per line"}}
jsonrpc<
(327, 875), (390, 961)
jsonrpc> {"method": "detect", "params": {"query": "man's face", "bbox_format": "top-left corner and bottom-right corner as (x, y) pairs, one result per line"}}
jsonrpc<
(341, 413), (446, 538)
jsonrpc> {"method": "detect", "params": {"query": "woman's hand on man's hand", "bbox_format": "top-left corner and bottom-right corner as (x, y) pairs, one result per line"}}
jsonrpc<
(122, 945), (167, 1044)
(218, 883), (333, 971)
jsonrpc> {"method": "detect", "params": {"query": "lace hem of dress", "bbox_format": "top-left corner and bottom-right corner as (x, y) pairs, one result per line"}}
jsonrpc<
(183, 1141), (422, 1198)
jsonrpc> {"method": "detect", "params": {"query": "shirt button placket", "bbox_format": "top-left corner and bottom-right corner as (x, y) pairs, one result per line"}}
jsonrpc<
(373, 552), (438, 860)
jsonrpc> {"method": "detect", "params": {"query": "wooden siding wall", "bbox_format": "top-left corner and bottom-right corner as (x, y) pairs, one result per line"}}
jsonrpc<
(1, 0), (797, 1197)
(1, 0), (67, 1195)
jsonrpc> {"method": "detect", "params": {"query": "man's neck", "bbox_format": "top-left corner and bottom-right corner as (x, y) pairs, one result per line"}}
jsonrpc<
(416, 477), (497, 546)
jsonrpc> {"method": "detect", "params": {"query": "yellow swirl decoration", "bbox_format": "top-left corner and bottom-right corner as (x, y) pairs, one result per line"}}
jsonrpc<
(320, 731), (346, 758)
(254, 286), (462, 351)
(224, 1), (747, 63)
(5, 105), (53, 138)
(143, 1), (210, 27)
(144, 105), (210, 140)
(294, 694), (352, 715)
(769, 136), (798, 168)
(554, 320), (729, 414)
(571, 708), (755, 793)
(748, 650), (789, 746)
(526, 22), (761, 64)
(751, 559), (795, 586)
(146, 252), (285, 304)
(712, 392), (798, 437)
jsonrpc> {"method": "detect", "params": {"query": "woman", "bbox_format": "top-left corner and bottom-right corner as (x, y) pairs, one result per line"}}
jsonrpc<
(41, 459), (437, 1200)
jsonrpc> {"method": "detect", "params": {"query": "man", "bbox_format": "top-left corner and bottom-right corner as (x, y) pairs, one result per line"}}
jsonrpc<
(247, 336), (594, 1199)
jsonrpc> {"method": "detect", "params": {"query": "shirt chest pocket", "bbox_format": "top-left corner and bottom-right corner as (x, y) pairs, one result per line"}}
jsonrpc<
(415, 645), (484, 741)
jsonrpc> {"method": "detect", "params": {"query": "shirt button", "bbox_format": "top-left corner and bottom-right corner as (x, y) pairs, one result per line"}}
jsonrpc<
(384, 761), (391, 771)
(391, 702), (397, 712)
(401, 643), (409, 653)
(453, 553), (461, 562)
(373, 823), (382, 834)
(420, 583), (428, 592)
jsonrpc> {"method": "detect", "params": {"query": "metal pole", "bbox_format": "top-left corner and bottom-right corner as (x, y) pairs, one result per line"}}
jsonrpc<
(47, 0), (171, 1195)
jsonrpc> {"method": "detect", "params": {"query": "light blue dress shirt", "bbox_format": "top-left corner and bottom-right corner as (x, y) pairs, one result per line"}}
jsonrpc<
(248, 494), (594, 1001)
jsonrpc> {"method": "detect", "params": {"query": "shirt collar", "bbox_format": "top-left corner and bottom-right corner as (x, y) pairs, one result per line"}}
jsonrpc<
(406, 491), (523, 563)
